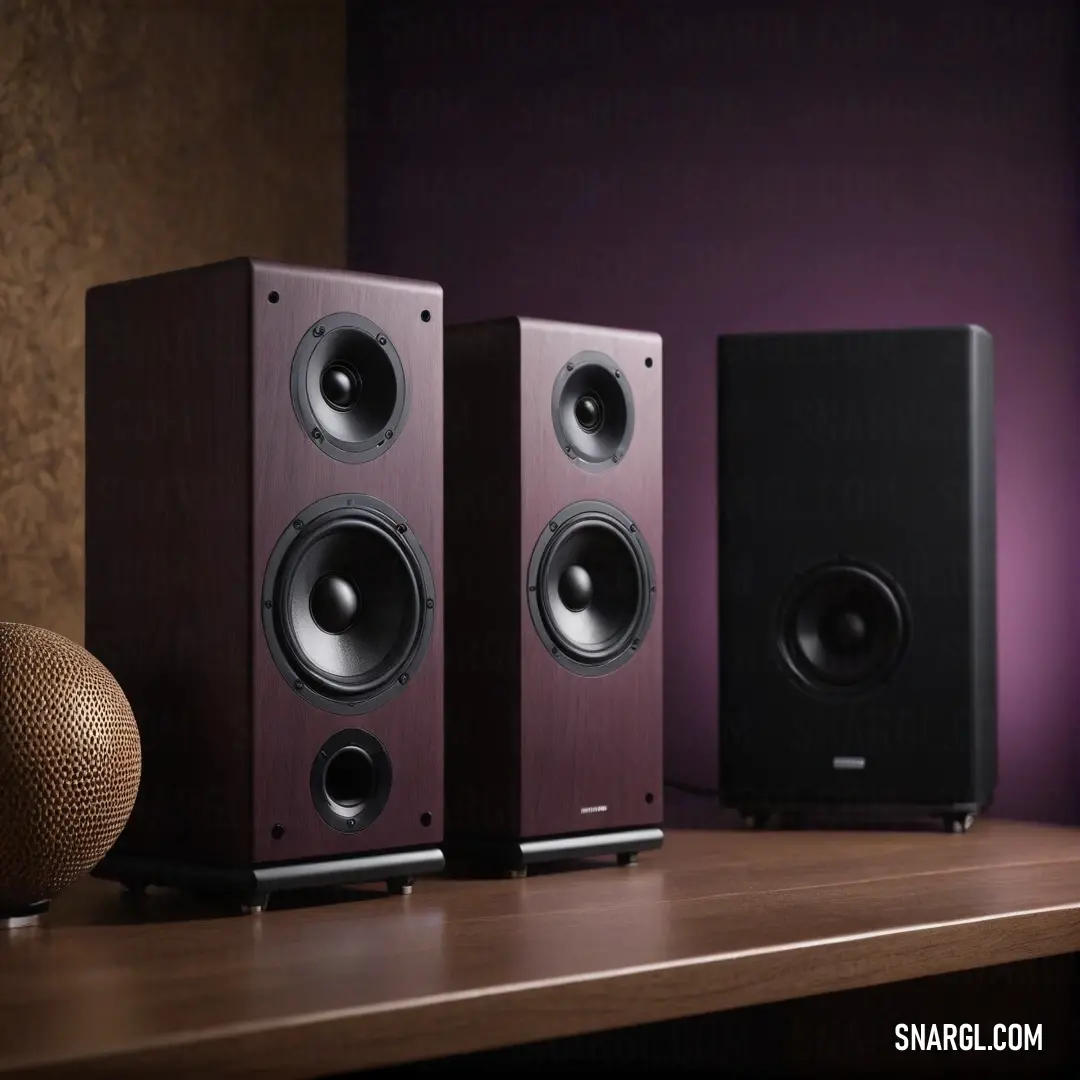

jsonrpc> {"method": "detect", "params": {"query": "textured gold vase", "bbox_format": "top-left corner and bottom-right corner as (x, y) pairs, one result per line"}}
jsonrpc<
(0, 622), (141, 926)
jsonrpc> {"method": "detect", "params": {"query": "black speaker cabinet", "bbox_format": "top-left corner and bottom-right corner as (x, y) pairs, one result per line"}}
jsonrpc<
(716, 327), (996, 833)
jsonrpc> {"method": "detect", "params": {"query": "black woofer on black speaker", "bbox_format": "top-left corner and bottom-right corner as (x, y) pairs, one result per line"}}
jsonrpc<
(290, 312), (408, 464)
(551, 351), (635, 472)
(527, 500), (656, 677)
(776, 560), (910, 695)
(310, 729), (392, 833)
(262, 494), (435, 715)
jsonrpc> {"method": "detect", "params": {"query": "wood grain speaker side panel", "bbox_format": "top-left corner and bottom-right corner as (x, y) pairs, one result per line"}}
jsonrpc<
(443, 319), (523, 840)
(85, 259), (254, 865)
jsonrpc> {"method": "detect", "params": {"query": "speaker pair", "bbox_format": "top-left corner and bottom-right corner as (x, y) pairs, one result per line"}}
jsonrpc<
(84, 263), (665, 911)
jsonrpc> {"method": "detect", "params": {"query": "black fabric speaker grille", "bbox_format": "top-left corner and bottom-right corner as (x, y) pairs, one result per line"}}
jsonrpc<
(716, 327), (997, 818)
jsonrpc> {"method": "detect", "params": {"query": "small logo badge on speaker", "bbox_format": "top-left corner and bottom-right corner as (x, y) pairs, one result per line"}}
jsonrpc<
(580, 805), (608, 815)
(833, 756), (866, 770)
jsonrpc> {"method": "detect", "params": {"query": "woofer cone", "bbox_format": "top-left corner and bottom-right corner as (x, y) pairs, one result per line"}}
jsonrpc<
(527, 500), (656, 677)
(261, 494), (435, 716)
(551, 351), (635, 472)
(290, 312), (408, 464)
(309, 729), (392, 833)
(777, 561), (910, 694)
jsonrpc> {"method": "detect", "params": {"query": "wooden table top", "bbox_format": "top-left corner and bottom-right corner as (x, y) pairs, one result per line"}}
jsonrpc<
(2, 820), (1080, 1078)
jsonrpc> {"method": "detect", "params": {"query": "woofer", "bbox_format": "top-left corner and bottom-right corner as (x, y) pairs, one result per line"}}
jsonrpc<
(262, 494), (435, 715)
(290, 312), (408, 464)
(551, 351), (635, 472)
(527, 500), (656, 676)
(777, 561), (910, 694)
(309, 729), (392, 833)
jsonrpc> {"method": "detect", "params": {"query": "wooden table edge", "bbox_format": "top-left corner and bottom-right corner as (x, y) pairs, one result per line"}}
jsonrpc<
(7, 901), (1080, 1079)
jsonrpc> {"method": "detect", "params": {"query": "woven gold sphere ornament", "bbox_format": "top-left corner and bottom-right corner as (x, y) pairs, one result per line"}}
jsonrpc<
(0, 622), (141, 928)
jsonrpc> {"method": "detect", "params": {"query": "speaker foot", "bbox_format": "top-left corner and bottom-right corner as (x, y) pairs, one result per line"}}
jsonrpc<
(92, 848), (445, 914)
(944, 813), (976, 834)
(387, 876), (414, 896)
(617, 852), (638, 867)
(240, 894), (269, 916)
(0, 900), (48, 930)
(507, 868), (528, 880)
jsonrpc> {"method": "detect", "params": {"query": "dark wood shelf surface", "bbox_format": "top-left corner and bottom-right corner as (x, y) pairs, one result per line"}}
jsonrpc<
(3, 820), (1080, 1077)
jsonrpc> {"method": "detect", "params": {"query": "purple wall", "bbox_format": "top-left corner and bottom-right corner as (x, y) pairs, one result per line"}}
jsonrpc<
(348, 1), (1080, 824)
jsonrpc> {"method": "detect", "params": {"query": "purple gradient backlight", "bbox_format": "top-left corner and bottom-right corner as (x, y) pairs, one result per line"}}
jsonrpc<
(349, 0), (1080, 823)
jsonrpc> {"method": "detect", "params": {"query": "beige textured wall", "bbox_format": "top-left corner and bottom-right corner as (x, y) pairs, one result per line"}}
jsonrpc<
(0, 0), (346, 643)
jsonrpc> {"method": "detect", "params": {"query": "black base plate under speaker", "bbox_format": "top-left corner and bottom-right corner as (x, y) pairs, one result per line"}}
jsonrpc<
(92, 847), (445, 914)
(447, 827), (664, 875)
(731, 802), (984, 834)
(0, 899), (49, 930)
